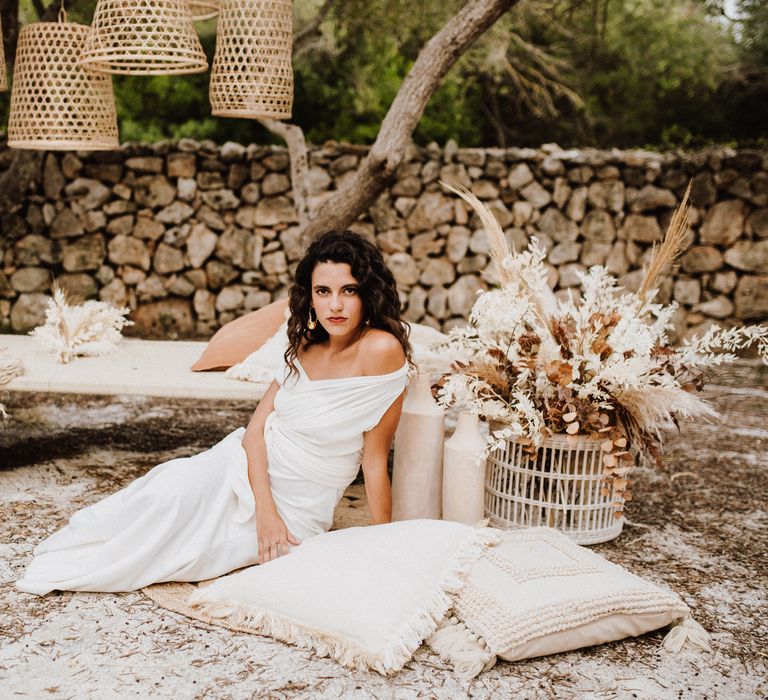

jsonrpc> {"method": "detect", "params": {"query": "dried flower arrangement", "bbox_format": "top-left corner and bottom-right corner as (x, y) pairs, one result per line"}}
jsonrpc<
(436, 182), (768, 514)
(30, 288), (133, 364)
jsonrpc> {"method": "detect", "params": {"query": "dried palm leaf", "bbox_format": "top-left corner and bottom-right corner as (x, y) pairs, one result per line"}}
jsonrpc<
(638, 181), (692, 301)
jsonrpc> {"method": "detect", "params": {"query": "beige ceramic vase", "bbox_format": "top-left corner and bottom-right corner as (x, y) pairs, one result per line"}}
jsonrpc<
(442, 412), (487, 524)
(391, 372), (445, 520)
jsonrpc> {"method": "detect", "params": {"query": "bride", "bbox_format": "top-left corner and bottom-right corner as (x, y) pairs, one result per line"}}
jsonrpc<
(18, 230), (413, 595)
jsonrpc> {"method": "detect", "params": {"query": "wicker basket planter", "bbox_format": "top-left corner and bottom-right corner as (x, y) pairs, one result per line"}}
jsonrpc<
(484, 431), (627, 545)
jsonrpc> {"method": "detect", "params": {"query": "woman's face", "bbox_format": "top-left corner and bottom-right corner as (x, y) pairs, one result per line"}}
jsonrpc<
(310, 262), (364, 337)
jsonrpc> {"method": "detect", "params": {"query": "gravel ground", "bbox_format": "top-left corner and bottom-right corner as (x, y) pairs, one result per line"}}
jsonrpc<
(0, 361), (766, 699)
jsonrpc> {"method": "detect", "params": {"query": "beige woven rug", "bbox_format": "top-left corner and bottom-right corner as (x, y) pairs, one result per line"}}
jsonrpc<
(143, 580), (261, 634)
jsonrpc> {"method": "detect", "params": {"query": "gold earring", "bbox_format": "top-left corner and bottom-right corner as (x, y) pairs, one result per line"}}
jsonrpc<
(307, 307), (317, 330)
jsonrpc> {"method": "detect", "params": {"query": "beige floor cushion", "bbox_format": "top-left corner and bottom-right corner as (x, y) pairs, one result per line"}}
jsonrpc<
(451, 527), (699, 663)
(187, 519), (499, 674)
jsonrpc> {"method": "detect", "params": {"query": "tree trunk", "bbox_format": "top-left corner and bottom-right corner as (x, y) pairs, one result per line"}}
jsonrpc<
(300, 0), (520, 243)
(0, 150), (43, 220)
(1, 0), (20, 71)
(258, 118), (312, 229)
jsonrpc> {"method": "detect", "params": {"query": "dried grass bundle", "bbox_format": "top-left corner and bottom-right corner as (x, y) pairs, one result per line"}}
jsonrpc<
(638, 181), (692, 301)
(616, 386), (718, 440)
(30, 289), (133, 364)
(0, 346), (24, 420)
(439, 181), (513, 286)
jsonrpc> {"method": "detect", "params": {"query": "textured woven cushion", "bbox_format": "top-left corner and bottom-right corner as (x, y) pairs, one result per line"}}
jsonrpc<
(188, 520), (499, 674)
(190, 298), (288, 371)
(452, 527), (690, 661)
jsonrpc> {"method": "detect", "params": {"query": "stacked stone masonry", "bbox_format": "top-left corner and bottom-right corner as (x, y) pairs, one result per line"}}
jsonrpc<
(1, 139), (766, 340)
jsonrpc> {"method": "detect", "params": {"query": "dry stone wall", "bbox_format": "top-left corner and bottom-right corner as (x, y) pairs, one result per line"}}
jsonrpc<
(1, 139), (767, 340)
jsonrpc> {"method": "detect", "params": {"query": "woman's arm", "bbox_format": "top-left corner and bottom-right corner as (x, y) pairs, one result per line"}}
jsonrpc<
(361, 391), (405, 524)
(241, 379), (299, 562)
(360, 330), (407, 524)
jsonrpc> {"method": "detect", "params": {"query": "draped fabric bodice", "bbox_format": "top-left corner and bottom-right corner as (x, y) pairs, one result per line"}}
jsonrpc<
(265, 359), (410, 489)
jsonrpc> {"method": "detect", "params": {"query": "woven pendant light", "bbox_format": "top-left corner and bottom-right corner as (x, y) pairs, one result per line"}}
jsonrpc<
(209, 0), (293, 119)
(7, 9), (119, 151)
(79, 0), (208, 75)
(0, 16), (8, 91)
(189, 0), (220, 22)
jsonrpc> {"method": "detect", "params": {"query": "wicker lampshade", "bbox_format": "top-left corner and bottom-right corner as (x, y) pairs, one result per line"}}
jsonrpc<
(0, 16), (8, 92)
(209, 0), (293, 119)
(79, 0), (208, 75)
(189, 0), (220, 21)
(7, 14), (119, 151)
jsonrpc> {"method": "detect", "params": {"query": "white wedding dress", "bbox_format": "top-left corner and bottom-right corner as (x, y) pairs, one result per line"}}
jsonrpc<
(17, 359), (409, 595)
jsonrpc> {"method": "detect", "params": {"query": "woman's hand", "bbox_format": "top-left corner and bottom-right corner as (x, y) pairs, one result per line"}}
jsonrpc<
(257, 508), (300, 564)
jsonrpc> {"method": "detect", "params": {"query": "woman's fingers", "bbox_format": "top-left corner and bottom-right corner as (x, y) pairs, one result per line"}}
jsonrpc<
(257, 527), (298, 564)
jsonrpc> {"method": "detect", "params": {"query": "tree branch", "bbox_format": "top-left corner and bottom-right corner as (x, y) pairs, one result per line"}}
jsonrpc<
(257, 118), (312, 229)
(300, 0), (520, 242)
(0, 150), (44, 225)
(293, 0), (335, 56)
(31, 0), (47, 20)
(1, 0), (20, 71)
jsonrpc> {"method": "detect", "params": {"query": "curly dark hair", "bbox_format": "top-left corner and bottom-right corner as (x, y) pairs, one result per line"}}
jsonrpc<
(284, 230), (413, 379)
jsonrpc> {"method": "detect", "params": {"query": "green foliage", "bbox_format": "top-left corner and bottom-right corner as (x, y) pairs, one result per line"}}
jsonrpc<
(1, 0), (766, 147)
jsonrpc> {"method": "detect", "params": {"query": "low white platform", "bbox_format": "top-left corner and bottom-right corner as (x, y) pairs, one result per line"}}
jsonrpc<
(0, 335), (268, 401)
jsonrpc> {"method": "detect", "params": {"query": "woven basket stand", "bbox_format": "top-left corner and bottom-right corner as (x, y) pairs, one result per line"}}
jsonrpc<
(485, 429), (626, 545)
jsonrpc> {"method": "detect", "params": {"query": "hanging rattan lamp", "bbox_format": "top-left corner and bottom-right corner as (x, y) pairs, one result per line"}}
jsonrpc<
(209, 0), (293, 119)
(7, 8), (119, 151)
(0, 16), (8, 91)
(189, 0), (220, 22)
(78, 0), (208, 75)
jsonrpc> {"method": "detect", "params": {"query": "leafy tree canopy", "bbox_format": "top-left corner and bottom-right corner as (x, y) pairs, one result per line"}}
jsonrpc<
(0, 0), (765, 147)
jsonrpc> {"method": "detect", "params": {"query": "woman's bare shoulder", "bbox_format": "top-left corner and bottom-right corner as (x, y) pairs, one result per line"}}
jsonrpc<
(360, 329), (405, 375)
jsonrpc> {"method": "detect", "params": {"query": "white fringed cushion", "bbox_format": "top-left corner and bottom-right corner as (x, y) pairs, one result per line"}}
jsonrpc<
(188, 520), (499, 674)
(453, 528), (690, 662)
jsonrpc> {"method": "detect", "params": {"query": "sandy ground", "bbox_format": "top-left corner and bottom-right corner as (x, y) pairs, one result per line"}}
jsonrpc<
(0, 361), (766, 699)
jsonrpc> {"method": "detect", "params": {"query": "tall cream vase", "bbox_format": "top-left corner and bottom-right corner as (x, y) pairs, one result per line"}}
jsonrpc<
(391, 372), (444, 520)
(442, 412), (486, 525)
